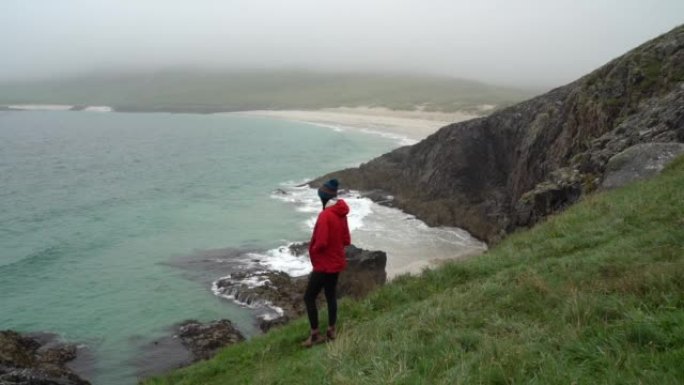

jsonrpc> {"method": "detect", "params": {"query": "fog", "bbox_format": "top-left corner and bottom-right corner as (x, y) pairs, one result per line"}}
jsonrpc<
(2, 0), (682, 87)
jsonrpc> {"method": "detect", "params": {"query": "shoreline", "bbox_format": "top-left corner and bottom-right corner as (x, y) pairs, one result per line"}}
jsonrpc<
(4, 104), (488, 275)
(4, 104), (488, 274)
(1, 104), (487, 384)
(2, 104), (483, 142)
(232, 107), (482, 142)
(267, 184), (488, 280)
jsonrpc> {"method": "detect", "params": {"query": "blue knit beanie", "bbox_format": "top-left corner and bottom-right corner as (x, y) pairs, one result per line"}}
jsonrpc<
(318, 179), (339, 205)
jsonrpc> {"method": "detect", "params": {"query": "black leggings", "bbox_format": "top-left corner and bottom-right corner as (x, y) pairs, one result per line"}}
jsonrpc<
(303, 271), (339, 330)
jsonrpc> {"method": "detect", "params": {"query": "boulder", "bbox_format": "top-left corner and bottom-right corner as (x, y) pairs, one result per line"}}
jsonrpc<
(601, 142), (684, 189)
(338, 244), (387, 299)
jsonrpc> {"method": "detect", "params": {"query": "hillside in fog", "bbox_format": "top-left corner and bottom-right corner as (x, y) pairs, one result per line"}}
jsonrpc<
(0, 70), (538, 113)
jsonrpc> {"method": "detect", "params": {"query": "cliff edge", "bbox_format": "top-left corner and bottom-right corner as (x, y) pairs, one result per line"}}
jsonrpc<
(316, 25), (684, 243)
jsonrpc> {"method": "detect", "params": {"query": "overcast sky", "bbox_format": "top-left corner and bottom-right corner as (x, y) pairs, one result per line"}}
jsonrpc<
(2, 0), (682, 87)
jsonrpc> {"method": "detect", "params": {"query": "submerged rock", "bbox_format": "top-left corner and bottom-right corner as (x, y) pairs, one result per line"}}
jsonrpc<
(0, 330), (90, 385)
(133, 332), (194, 380)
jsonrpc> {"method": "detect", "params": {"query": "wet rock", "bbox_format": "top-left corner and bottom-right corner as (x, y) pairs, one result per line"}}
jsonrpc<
(0, 330), (90, 385)
(287, 242), (309, 257)
(214, 270), (306, 316)
(601, 142), (684, 189)
(176, 320), (245, 361)
(36, 343), (78, 366)
(214, 243), (387, 332)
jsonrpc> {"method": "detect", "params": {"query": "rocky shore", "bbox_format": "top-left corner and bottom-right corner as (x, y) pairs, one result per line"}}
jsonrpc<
(0, 330), (90, 385)
(134, 243), (388, 379)
(2, 244), (388, 383)
(213, 243), (387, 332)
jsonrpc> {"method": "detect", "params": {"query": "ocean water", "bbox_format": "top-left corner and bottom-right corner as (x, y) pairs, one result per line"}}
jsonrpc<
(0, 110), (485, 384)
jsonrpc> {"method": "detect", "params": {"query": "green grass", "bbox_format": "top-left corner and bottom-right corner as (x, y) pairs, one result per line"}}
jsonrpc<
(0, 70), (537, 113)
(145, 156), (684, 385)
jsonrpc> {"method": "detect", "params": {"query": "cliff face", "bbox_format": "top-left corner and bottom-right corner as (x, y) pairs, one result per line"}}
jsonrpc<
(318, 25), (684, 243)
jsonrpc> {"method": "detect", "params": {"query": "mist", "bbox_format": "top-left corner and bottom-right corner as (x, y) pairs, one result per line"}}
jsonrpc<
(2, 0), (682, 87)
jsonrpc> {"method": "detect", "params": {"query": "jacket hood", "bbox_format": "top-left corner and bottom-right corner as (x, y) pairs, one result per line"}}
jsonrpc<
(327, 198), (350, 216)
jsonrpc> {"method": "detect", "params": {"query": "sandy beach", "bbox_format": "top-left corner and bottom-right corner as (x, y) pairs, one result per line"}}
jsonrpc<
(233, 107), (482, 142)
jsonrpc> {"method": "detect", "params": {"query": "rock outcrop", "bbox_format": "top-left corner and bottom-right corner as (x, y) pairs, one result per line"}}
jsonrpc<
(138, 319), (245, 379)
(176, 320), (245, 361)
(0, 330), (90, 385)
(338, 244), (387, 299)
(213, 244), (387, 332)
(601, 142), (684, 189)
(314, 25), (684, 243)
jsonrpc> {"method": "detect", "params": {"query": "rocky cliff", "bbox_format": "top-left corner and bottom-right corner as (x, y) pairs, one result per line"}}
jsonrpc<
(316, 25), (684, 243)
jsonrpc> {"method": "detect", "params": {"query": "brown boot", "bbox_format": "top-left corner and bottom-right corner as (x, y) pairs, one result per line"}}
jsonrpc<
(326, 326), (336, 341)
(301, 330), (324, 348)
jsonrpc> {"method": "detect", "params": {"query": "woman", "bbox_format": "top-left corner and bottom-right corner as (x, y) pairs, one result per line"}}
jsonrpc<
(302, 179), (351, 347)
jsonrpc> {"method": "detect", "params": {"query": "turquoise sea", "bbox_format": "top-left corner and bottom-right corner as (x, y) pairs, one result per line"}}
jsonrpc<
(0, 110), (401, 384)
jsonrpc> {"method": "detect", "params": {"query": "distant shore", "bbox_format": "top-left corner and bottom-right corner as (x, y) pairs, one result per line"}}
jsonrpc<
(232, 106), (483, 142)
(2, 104), (484, 142)
(3, 104), (113, 112)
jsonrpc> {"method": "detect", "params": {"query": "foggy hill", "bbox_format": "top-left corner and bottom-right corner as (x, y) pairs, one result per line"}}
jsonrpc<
(0, 71), (536, 113)
(315, 24), (684, 243)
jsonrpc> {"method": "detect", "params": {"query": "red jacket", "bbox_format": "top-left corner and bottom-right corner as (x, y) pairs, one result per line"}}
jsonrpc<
(309, 199), (351, 273)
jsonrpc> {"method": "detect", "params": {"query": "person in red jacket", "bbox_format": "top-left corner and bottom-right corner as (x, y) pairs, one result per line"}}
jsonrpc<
(302, 178), (351, 347)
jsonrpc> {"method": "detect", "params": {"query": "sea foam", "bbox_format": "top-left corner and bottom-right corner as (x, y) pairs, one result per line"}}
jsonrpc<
(211, 273), (284, 320)
(271, 181), (374, 232)
(8, 104), (73, 111)
(214, 179), (487, 312)
(84, 106), (113, 112)
(269, 180), (487, 278)
(246, 244), (311, 277)
(299, 121), (417, 147)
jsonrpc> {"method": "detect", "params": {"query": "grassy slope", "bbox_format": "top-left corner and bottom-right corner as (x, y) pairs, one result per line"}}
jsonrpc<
(0, 71), (537, 113)
(145, 156), (684, 385)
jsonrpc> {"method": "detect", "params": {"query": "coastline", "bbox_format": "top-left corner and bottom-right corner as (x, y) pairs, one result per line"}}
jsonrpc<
(2, 103), (488, 273)
(1, 104), (481, 142)
(232, 106), (482, 142)
(3, 104), (488, 274)
(1, 104), (488, 383)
